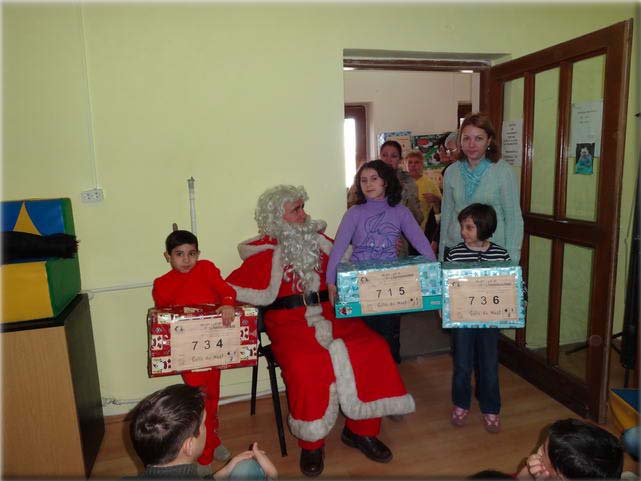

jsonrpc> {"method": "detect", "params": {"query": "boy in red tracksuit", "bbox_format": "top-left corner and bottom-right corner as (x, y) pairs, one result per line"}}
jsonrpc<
(152, 230), (236, 474)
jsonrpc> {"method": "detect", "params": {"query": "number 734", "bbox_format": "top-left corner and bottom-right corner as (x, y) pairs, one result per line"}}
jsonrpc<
(192, 339), (223, 350)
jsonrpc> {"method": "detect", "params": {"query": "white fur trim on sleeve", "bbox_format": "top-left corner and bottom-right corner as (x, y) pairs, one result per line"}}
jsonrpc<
(228, 246), (284, 306)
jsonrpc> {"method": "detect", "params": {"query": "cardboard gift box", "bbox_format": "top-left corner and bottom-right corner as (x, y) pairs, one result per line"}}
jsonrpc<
(335, 255), (441, 318)
(147, 304), (258, 377)
(441, 261), (525, 329)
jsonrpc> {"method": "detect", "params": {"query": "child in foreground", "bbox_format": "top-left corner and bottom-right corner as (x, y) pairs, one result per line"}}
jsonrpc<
(326, 159), (436, 364)
(126, 384), (277, 479)
(152, 230), (237, 473)
(516, 418), (623, 479)
(444, 203), (510, 433)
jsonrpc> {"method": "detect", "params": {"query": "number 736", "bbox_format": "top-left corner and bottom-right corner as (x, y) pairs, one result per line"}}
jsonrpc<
(468, 295), (500, 305)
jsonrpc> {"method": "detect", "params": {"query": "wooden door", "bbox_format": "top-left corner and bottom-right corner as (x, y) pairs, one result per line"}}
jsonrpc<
(486, 20), (633, 422)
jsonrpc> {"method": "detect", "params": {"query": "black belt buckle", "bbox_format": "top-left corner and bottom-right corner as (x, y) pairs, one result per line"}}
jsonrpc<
(303, 291), (321, 307)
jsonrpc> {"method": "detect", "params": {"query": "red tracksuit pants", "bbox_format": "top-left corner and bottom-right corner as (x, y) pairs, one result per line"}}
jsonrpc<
(181, 368), (221, 465)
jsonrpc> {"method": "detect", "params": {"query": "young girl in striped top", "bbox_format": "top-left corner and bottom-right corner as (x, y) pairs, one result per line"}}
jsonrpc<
(445, 203), (509, 434)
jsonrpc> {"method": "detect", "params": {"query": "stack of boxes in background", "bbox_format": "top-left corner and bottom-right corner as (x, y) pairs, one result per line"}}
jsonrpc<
(1, 198), (80, 323)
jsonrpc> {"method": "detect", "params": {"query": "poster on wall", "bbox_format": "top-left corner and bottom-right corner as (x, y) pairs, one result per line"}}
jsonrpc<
(501, 119), (523, 167)
(377, 131), (412, 156)
(569, 100), (603, 154)
(411, 134), (443, 169)
(574, 143), (595, 175)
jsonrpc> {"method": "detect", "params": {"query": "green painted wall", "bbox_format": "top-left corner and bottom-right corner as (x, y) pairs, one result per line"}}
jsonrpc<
(3, 2), (638, 414)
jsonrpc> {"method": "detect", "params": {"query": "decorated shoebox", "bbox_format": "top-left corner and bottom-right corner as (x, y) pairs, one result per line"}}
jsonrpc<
(148, 304), (258, 377)
(335, 255), (441, 318)
(441, 262), (525, 329)
(1, 198), (81, 323)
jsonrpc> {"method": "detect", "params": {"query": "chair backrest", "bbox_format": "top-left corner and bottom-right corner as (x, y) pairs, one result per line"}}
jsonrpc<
(256, 307), (267, 334)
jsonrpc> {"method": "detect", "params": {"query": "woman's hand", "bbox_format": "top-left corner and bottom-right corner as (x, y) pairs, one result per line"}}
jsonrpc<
(216, 305), (235, 327)
(328, 284), (337, 306)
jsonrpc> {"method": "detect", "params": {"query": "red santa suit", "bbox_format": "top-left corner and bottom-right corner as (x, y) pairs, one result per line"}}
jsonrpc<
(226, 232), (415, 448)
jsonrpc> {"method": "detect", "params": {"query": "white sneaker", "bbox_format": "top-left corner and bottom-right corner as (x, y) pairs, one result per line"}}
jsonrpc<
(214, 444), (232, 462)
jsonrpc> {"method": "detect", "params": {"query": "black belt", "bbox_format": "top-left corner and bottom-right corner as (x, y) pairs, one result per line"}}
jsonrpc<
(264, 291), (329, 311)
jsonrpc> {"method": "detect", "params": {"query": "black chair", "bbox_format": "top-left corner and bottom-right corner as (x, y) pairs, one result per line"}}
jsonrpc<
(250, 308), (288, 456)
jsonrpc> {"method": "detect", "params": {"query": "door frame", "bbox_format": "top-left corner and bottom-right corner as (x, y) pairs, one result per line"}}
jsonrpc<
(486, 19), (633, 422)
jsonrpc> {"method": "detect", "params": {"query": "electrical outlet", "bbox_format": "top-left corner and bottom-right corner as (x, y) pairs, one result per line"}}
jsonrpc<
(81, 188), (104, 203)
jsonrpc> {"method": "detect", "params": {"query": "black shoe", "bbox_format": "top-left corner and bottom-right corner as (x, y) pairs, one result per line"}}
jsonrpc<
(300, 448), (324, 477)
(386, 414), (405, 422)
(341, 427), (393, 463)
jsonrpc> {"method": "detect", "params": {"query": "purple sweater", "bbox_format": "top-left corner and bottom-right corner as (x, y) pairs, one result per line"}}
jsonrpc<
(326, 198), (436, 285)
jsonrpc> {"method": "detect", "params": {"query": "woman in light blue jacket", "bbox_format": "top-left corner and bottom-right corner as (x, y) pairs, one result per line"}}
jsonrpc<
(438, 112), (524, 262)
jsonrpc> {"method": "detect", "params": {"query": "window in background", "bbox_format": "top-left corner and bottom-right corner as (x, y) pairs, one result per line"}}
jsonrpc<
(458, 102), (472, 126)
(344, 104), (367, 188)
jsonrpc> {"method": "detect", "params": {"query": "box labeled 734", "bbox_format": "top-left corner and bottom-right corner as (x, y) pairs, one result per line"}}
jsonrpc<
(147, 304), (258, 377)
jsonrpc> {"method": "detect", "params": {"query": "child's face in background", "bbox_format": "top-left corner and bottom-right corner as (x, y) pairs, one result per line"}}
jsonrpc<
(380, 146), (401, 170)
(460, 217), (480, 245)
(165, 243), (200, 273)
(406, 156), (424, 178)
(360, 168), (386, 201)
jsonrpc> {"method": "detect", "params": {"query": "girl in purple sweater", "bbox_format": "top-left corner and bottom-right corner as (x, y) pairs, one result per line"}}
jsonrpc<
(327, 159), (436, 363)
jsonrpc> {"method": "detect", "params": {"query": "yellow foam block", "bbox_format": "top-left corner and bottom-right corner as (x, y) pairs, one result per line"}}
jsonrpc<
(1, 262), (54, 322)
(610, 390), (640, 432)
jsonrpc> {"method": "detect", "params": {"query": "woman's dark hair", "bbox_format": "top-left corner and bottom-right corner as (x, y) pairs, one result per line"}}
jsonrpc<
(457, 203), (497, 241)
(353, 159), (401, 207)
(165, 230), (198, 254)
(547, 418), (623, 479)
(127, 384), (205, 467)
(379, 140), (403, 159)
(459, 112), (501, 162)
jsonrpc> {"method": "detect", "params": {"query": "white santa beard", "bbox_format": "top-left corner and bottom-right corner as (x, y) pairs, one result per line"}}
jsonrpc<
(278, 218), (322, 293)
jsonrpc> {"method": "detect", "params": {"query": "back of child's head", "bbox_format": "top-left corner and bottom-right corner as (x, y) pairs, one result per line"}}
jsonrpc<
(458, 203), (497, 241)
(547, 418), (623, 479)
(127, 384), (205, 467)
(165, 230), (198, 254)
(354, 159), (401, 207)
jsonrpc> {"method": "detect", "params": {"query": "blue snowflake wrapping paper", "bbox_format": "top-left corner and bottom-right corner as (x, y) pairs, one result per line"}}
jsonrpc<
(441, 261), (526, 329)
(335, 255), (441, 318)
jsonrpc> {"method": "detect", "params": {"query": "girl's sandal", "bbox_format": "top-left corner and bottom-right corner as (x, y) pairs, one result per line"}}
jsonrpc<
(482, 413), (501, 433)
(450, 406), (469, 427)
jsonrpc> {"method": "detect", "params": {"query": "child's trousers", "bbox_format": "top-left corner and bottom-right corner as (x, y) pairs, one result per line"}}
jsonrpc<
(363, 314), (402, 364)
(181, 368), (221, 465)
(451, 328), (500, 414)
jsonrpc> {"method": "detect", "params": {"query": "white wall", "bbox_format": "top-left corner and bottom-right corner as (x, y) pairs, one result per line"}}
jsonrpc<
(343, 70), (478, 158)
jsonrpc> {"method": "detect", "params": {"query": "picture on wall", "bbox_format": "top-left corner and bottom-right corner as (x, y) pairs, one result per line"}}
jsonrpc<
(411, 134), (444, 169)
(574, 142), (595, 175)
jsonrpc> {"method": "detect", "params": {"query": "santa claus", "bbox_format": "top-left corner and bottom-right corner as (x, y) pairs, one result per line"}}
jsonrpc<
(226, 185), (415, 477)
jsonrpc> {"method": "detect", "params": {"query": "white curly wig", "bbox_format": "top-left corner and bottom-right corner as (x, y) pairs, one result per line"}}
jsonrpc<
(255, 185), (325, 293)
